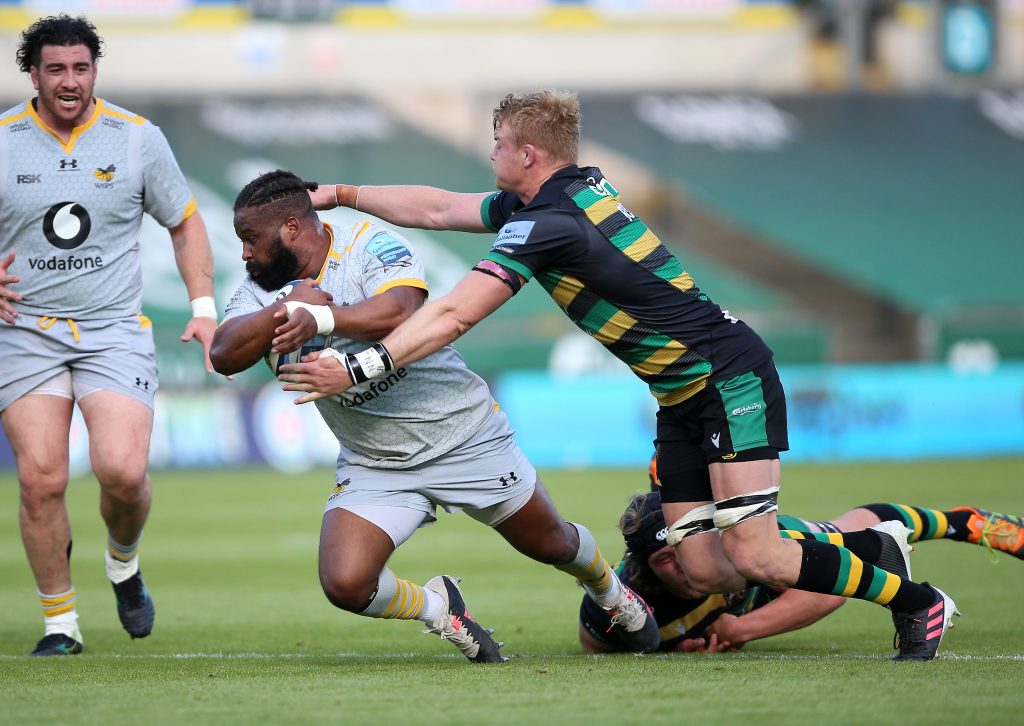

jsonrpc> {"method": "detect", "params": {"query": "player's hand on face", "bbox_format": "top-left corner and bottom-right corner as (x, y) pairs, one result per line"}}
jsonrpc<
(279, 349), (354, 404)
(179, 314), (218, 373)
(308, 185), (338, 211)
(0, 251), (22, 324)
(271, 304), (319, 353)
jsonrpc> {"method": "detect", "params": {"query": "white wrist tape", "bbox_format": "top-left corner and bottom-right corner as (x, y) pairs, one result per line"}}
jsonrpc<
(189, 296), (217, 320)
(352, 347), (387, 379)
(319, 348), (346, 363)
(283, 301), (334, 335)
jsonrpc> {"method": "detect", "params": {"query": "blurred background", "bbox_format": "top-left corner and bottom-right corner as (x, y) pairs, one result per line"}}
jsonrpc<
(0, 0), (1021, 474)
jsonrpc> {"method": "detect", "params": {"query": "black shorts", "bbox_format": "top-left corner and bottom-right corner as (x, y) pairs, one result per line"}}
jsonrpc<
(654, 359), (789, 503)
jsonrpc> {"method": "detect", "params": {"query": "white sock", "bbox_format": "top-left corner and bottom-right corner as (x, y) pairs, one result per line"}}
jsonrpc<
(38, 588), (83, 642)
(418, 587), (445, 626)
(105, 550), (139, 584)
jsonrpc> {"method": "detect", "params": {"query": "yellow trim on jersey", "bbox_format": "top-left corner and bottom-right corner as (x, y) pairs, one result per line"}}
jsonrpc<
(374, 278), (429, 296)
(313, 224), (338, 283)
(341, 221), (375, 256)
(0, 107), (32, 127)
(137, 314), (153, 329)
(100, 103), (146, 125)
(26, 98), (104, 154)
(180, 197), (198, 224)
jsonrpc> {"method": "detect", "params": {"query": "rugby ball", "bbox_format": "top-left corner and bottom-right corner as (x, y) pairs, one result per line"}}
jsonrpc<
(264, 279), (327, 375)
(272, 278), (320, 302)
(265, 334), (327, 376)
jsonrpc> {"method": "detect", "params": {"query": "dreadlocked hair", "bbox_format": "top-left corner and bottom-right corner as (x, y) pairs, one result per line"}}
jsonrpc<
(234, 169), (320, 224)
(618, 493), (666, 597)
(17, 14), (104, 74)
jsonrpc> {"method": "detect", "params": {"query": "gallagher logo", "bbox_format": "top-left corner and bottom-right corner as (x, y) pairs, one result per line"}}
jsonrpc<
(42, 201), (91, 250)
(94, 164), (116, 182)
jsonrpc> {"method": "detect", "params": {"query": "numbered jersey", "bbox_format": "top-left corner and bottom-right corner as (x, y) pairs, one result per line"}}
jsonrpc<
(0, 98), (195, 318)
(481, 165), (773, 407)
(224, 221), (496, 469)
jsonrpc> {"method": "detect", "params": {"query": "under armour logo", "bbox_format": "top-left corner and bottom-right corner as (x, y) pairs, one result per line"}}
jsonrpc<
(498, 471), (519, 487)
(59, 158), (78, 170)
(134, 377), (150, 391)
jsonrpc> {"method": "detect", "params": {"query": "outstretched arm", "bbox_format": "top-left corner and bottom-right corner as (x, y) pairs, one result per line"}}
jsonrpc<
(169, 210), (217, 372)
(281, 270), (514, 403)
(309, 183), (494, 233)
(696, 589), (846, 652)
(211, 284), (423, 377)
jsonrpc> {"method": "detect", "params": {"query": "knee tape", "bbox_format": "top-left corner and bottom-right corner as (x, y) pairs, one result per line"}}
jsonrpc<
(712, 486), (780, 532)
(666, 503), (718, 546)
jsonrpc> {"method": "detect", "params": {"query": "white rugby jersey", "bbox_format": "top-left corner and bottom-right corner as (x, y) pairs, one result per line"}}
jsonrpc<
(224, 221), (496, 469)
(0, 98), (195, 319)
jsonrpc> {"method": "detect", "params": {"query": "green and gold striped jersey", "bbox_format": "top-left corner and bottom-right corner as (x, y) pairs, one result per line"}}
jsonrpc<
(482, 165), (772, 406)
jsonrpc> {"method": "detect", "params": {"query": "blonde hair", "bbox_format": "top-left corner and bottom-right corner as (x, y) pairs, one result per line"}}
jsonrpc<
(493, 90), (580, 164)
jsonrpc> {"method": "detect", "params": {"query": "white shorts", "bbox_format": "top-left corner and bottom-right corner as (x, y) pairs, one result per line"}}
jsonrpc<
(324, 409), (537, 545)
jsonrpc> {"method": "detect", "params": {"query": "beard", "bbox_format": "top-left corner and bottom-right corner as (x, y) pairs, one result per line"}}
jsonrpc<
(247, 233), (302, 293)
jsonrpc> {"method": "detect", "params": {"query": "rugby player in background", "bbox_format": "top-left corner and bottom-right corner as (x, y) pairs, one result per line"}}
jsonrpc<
(1, 14), (217, 656)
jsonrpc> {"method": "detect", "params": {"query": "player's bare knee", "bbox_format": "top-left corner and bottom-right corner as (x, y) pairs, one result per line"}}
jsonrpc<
(19, 484), (66, 521)
(319, 567), (376, 612)
(504, 520), (578, 565)
(99, 476), (148, 508)
(533, 522), (580, 565)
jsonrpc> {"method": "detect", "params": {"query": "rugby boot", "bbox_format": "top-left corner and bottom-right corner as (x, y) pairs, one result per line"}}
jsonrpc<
(423, 575), (505, 663)
(892, 583), (959, 662)
(605, 585), (660, 653)
(30, 632), (83, 656)
(112, 570), (155, 638)
(950, 506), (1024, 560)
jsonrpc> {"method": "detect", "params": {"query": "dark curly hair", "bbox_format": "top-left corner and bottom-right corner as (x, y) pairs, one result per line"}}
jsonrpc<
(234, 169), (319, 225)
(16, 14), (104, 74)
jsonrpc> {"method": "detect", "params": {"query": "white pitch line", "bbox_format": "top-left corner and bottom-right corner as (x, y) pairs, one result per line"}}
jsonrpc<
(3, 651), (1023, 661)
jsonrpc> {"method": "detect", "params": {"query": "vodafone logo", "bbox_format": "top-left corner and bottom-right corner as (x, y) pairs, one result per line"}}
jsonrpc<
(43, 202), (92, 250)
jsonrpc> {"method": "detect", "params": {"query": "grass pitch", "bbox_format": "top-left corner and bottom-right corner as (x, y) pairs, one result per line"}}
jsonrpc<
(2, 458), (1023, 724)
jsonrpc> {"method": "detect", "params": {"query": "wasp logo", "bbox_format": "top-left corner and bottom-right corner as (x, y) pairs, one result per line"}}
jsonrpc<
(327, 478), (351, 503)
(94, 164), (116, 182)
